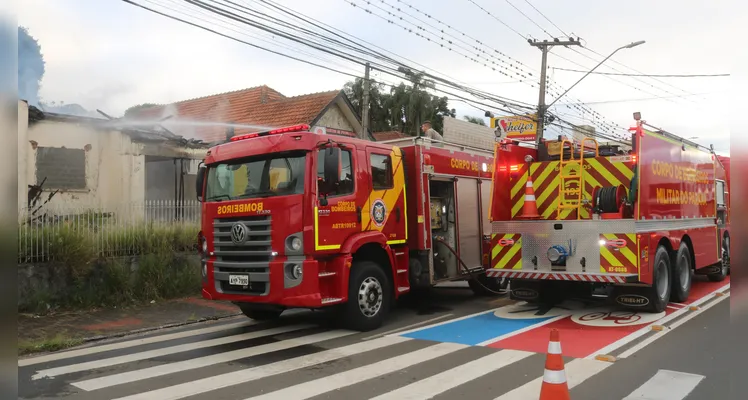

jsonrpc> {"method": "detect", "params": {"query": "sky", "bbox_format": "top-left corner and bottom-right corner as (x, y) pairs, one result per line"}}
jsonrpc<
(15, 0), (735, 153)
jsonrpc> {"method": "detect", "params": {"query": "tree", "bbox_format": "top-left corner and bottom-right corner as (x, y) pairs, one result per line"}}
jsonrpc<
(463, 115), (487, 126)
(343, 68), (454, 137)
(343, 78), (390, 132)
(18, 26), (45, 108)
(124, 103), (159, 118)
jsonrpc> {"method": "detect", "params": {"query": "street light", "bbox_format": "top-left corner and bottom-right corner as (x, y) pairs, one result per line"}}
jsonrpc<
(545, 40), (646, 111)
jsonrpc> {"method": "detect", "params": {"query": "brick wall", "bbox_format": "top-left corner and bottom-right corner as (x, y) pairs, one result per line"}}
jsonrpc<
(443, 116), (496, 151)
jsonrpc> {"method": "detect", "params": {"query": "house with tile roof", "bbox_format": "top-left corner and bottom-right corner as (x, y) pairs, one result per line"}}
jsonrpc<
(131, 85), (375, 142)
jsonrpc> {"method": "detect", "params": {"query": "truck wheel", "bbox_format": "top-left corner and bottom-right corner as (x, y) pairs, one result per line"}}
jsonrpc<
(341, 260), (390, 332)
(670, 242), (692, 303)
(708, 235), (730, 282)
(468, 274), (508, 296)
(238, 307), (283, 321)
(646, 245), (672, 313)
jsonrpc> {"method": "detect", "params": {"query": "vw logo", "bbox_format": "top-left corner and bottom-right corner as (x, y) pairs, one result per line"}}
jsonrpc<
(230, 222), (248, 244)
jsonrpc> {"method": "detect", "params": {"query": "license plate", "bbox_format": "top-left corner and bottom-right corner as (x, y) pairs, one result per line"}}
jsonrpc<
(229, 274), (249, 286)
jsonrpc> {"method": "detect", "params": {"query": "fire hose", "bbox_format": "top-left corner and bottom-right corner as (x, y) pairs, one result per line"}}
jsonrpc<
(432, 237), (508, 296)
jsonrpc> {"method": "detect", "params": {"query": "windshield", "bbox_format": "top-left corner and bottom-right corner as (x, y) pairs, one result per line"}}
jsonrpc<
(205, 152), (306, 201)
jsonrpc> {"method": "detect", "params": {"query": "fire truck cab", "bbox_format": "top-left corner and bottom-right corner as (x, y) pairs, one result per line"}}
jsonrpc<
(488, 113), (731, 313)
(195, 125), (502, 331)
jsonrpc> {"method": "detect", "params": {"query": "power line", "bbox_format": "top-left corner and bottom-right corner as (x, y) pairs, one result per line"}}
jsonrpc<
(465, 0), (526, 40)
(522, 0), (568, 37)
(551, 67), (730, 78)
(124, 0), (535, 119)
(503, 0), (553, 37)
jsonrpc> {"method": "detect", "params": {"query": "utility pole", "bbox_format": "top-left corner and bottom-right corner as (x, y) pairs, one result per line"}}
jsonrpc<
(529, 38), (581, 146)
(360, 62), (371, 140)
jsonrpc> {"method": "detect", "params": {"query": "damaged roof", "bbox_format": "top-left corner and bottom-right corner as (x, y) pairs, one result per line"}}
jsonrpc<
(130, 85), (369, 142)
(25, 103), (209, 149)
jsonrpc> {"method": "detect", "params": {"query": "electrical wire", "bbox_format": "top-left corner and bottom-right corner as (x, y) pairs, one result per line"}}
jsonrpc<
(125, 0), (538, 121)
(551, 67), (729, 78)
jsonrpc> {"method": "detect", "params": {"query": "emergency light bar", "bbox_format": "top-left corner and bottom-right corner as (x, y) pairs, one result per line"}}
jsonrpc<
(230, 124), (311, 142)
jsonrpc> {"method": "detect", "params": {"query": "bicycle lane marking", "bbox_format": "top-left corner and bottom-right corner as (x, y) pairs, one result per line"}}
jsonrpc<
(484, 278), (730, 358)
(394, 302), (571, 346)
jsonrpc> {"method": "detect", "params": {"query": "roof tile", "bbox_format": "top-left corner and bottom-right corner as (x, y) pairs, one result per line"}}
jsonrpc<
(130, 86), (339, 142)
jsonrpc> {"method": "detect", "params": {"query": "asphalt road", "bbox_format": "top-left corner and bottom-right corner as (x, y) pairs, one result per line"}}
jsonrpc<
(18, 281), (730, 400)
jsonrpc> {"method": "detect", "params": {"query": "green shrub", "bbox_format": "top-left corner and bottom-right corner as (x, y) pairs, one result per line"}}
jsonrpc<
(18, 220), (202, 313)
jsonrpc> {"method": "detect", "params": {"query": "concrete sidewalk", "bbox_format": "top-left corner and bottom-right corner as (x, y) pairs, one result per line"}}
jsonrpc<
(18, 296), (242, 354)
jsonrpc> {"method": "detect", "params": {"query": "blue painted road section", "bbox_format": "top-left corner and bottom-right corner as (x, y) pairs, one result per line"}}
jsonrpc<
(400, 311), (556, 346)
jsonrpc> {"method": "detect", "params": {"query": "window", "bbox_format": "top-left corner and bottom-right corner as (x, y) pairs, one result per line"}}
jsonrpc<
(317, 149), (354, 196)
(716, 180), (726, 207)
(35, 147), (86, 190)
(205, 152), (306, 201)
(370, 153), (393, 190)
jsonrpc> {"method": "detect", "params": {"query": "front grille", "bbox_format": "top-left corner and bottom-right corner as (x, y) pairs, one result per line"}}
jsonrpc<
(212, 215), (272, 295)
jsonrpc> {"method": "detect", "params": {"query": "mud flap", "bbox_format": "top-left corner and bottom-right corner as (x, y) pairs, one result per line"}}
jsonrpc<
(610, 285), (659, 312)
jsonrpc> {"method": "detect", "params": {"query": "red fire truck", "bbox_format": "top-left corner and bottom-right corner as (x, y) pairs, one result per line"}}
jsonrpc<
(488, 113), (731, 312)
(195, 124), (502, 331)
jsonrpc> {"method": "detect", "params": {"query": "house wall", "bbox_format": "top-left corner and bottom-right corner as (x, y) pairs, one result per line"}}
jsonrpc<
(18, 101), (29, 211)
(316, 103), (356, 132)
(443, 116), (496, 150)
(21, 118), (146, 213)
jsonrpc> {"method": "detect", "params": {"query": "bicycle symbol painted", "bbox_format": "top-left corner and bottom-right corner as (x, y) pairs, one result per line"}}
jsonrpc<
(577, 311), (642, 325)
(571, 308), (665, 327)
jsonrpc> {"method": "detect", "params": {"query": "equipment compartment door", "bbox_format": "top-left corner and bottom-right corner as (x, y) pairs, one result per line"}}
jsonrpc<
(457, 178), (482, 269)
(363, 147), (407, 245)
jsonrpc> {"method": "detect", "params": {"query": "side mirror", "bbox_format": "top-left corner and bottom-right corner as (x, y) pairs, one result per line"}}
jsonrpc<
(196, 165), (206, 202)
(323, 147), (341, 190)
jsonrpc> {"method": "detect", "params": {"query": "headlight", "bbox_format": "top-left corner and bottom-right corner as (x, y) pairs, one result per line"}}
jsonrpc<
(290, 237), (302, 251)
(202, 238), (208, 253)
(292, 264), (303, 279)
(201, 261), (207, 278)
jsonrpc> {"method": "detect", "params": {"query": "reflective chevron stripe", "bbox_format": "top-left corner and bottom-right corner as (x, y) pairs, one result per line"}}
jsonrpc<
(485, 269), (635, 283)
(490, 233), (523, 269)
(510, 157), (635, 220)
(599, 233), (639, 274)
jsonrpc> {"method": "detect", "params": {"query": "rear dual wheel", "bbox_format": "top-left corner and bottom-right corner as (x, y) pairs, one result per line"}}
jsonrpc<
(708, 235), (730, 282)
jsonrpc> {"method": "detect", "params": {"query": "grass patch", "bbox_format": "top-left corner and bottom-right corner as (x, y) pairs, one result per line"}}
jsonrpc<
(18, 221), (202, 314)
(18, 334), (84, 356)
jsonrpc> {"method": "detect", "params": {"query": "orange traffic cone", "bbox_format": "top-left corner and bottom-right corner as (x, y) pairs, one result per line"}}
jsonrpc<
(539, 329), (570, 400)
(521, 173), (541, 219)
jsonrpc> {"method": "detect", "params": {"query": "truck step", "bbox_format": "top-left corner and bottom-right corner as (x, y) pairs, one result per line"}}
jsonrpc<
(396, 269), (407, 274)
(321, 297), (343, 304)
(318, 271), (337, 277)
(397, 287), (409, 293)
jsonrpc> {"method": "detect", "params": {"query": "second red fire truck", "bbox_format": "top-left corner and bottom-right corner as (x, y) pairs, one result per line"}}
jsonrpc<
(487, 112), (731, 312)
(195, 125), (501, 331)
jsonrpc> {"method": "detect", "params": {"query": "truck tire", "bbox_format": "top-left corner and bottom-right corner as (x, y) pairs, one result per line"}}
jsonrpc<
(341, 260), (390, 332)
(238, 306), (283, 321)
(647, 245), (672, 313)
(468, 275), (508, 296)
(708, 235), (730, 282)
(670, 242), (692, 303)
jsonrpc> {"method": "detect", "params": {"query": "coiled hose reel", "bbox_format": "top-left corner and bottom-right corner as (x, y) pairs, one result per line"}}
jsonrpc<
(592, 185), (627, 214)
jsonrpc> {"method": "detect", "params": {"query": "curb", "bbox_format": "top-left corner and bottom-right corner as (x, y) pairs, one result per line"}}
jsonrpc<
(79, 312), (244, 344)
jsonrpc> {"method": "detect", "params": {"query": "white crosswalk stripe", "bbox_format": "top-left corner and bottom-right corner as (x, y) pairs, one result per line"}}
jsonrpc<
(244, 341), (468, 400)
(16, 316), (714, 400)
(72, 329), (355, 391)
(32, 324), (313, 380)
(623, 370), (705, 400)
(18, 320), (257, 367)
(369, 349), (534, 400)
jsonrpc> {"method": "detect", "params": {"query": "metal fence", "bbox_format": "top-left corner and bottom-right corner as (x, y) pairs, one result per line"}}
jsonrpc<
(18, 200), (202, 263)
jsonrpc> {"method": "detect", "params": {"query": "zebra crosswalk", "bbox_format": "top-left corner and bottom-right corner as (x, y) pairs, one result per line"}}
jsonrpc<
(18, 316), (711, 400)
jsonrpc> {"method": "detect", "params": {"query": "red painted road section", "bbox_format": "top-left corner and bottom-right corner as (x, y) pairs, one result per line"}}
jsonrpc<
(486, 277), (729, 358)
